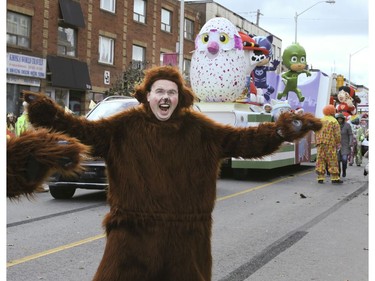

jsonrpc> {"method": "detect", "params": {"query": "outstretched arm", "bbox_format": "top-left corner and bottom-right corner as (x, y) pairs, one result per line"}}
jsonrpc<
(7, 129), (90, 199)
(23, 91), (111, 157)
(221, 112), (322, 159)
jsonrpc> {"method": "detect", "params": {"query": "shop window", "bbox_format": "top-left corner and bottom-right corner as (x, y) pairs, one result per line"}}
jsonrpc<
(54, 89), (69, 109)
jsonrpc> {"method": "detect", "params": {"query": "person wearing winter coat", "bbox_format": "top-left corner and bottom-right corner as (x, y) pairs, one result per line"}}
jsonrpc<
(336, 113), (353, 177)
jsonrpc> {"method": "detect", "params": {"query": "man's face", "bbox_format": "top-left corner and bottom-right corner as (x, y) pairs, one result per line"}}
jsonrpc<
(147, 79), (179, 121)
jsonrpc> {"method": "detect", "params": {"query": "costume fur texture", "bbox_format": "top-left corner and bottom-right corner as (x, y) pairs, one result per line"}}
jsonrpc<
(23, 66), (322, 281)
(7, 129), (89, 199)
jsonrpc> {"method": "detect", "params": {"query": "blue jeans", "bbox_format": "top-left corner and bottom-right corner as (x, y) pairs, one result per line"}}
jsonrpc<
(338, 152), (348, 176)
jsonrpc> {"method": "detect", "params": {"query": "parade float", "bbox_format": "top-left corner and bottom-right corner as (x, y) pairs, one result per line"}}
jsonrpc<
(190, 17), (332, 179)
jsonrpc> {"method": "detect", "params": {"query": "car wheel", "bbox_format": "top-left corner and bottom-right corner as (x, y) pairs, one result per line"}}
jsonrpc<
(49, 186), (76, 199)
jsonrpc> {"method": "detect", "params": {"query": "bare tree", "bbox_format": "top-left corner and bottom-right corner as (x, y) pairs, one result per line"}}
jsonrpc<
(106, 63), (146, 96)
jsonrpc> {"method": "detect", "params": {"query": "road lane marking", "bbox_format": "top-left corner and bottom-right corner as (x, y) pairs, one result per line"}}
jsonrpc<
(219, 231), (309, 281)
(217, 177), (292, 202)
(7, 170), (311, 268)
(7, 234), (105, 268)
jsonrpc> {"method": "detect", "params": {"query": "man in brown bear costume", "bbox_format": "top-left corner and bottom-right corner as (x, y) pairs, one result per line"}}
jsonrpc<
(7, 129), (89, 199)
(23, 65), (322, 281)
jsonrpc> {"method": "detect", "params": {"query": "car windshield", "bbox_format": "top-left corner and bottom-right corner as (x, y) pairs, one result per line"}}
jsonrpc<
(86, 100), (139, 121)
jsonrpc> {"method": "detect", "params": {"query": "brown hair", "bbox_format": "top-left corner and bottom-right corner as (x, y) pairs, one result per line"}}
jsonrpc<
(133, 65), (197, 110)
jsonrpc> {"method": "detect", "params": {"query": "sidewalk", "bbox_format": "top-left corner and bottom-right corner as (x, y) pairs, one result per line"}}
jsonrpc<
(249, 158), (369, 281)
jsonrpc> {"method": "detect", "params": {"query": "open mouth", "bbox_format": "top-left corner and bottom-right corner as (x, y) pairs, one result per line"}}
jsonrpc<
(159, 103), (170, 112)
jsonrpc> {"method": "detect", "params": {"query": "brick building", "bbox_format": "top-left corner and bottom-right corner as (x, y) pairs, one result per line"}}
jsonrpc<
(6, 0), (280, 116)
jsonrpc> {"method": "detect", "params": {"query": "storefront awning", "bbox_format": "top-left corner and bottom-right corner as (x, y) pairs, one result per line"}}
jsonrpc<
(47, 56), (92, 90)
(59, 0), (85, 27)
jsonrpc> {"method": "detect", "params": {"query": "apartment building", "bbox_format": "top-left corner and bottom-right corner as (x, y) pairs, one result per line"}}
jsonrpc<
(6, 0), (280, 116)
(185, 0), (283, 62)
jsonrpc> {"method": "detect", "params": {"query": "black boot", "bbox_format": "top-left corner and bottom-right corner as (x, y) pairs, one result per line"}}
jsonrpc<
(332, 179), (344, 184)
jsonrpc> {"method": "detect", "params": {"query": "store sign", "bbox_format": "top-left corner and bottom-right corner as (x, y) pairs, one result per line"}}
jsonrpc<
(6, 53), (47, 78)
(6, 75), (41, 87)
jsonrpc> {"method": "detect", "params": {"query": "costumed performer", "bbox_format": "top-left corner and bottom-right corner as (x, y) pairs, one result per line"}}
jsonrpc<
(315, 105), (343, 184)
(23, 65), (322, 281)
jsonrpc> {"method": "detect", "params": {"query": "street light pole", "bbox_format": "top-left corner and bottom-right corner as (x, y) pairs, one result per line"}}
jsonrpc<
(348, 46), (367, 87)
(178, 0), (184, 72)
(294, 0), (335, 43)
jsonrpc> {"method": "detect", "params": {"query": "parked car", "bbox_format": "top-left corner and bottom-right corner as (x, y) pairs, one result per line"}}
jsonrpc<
(48, 96), (139, 199)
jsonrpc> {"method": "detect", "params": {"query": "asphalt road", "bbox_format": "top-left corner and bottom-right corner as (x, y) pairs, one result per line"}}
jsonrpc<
(7, 162), (368, 281)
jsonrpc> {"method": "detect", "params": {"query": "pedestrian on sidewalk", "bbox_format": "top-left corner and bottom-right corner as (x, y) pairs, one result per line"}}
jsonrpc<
(15, 100), (49, 192)
(6, 112), (17, 139)
(15, 101), (32, 137)
(336, 113), (353, 178)
(315, 105), (343, 184)
(352, 117), (366, 166)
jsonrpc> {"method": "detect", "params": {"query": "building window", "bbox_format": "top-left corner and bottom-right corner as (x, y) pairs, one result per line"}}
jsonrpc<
(100, 0), (116, 13)
(54, 89), (69, 110)
(7, 11), (31, 48)
(132, 45), (146, 69)
(57, 26), (77, 57)
(184, 18), (194, 40)
(99, 36), (114, 65)
(133, 0), (146, 23)
(161, 9), (172, 33)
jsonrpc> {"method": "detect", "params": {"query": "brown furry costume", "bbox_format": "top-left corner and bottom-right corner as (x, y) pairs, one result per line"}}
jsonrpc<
(23, 66), (322, 281)
(7, 129), (89, 199)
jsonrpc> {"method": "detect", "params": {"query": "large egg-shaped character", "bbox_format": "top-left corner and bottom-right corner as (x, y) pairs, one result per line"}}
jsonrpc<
(190, 17), (247, 102)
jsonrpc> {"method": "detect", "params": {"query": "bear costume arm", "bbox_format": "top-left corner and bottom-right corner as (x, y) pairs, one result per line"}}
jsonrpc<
(24, 92), (111, 157)
(24, 92), (322, 161)
(195, 111), (322, 159)
(7, 129), (90, 199)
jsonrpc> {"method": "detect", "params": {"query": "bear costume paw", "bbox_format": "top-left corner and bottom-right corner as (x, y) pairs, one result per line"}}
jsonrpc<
(7, 129), (90, 199)
(275, 112), (322, 142)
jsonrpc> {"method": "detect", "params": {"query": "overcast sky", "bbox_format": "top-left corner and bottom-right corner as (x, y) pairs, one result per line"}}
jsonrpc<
(206, 0), (370, 87)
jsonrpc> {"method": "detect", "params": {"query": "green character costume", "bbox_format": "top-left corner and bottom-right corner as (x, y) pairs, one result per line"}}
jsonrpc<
(277, 43), (311, 102)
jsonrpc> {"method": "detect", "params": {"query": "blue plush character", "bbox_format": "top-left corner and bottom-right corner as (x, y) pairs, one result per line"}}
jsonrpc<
(252, 35), (280, 101)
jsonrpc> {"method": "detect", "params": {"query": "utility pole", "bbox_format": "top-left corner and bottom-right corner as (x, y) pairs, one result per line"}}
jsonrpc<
(294, 1), (335, 43)
(238, 10), (263, 26)
(178, 0), (184, 72)
(256, 9), (263, 26)
(348, 46), (367, 87)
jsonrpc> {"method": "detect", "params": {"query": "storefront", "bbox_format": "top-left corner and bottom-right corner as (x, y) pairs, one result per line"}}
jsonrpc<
(45, 55), (92, 115)
(6, 53), (46, 117)
(6, 53), (92, 117)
